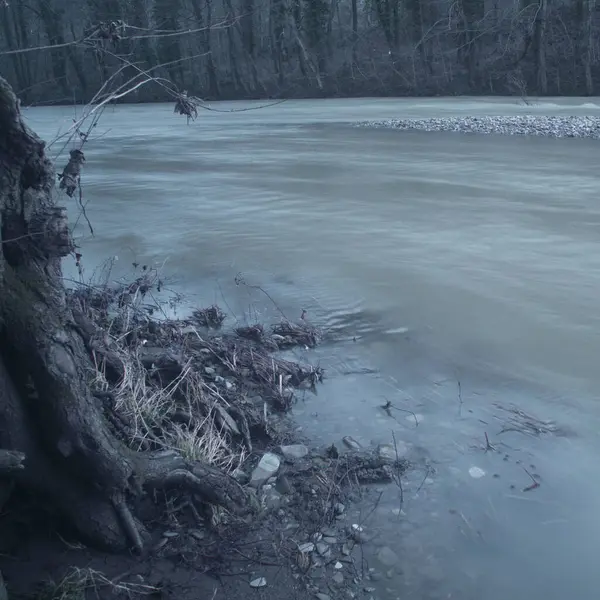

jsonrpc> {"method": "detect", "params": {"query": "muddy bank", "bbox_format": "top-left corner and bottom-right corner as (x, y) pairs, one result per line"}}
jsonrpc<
(0, 266), (407, 600)
(358, 115), (600, 138)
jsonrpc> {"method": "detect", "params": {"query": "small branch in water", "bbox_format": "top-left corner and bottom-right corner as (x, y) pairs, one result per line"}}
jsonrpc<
(380, 399), (419, 427)
(415, 466), (432, 494)
(391, 431), (404, 505)
(484, 432), (496, 452)
(522, 467), (540, 492)
(457, 378), (463, 417)
(234, 272), (288, 320)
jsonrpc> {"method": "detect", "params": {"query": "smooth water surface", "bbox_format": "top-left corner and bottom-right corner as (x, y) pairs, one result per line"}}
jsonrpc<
(26, 97), (600, 599)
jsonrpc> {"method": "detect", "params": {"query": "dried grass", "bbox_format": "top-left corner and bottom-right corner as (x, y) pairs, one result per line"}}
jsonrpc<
(69, 267), (323, 473)
(37, 566), (158, 600)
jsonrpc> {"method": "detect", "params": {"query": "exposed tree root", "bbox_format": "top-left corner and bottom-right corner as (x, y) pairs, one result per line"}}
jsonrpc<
(0, 76), (250, 552)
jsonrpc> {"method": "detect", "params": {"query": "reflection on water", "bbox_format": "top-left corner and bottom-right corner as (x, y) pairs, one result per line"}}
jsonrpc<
(26, 97), (600, 599)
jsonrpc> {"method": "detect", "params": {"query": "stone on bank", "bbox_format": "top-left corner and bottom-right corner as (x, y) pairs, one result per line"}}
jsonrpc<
(250, 452), (281, 487)
(280, 444), (309, 460)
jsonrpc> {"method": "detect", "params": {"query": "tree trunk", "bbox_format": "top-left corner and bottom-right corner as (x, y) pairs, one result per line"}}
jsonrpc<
(580, 0), (595, 95)
(534, 0), (548, 94)
(0, 76), (248, 555)
(0, 568), (7, 600)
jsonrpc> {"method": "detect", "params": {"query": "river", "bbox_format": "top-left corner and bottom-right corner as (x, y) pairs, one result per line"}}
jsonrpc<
(26, 97), (600, 599)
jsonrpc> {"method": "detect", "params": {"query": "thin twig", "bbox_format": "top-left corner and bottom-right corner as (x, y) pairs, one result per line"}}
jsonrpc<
(391, 431), (404, 505)
(522, 467), (540, 492)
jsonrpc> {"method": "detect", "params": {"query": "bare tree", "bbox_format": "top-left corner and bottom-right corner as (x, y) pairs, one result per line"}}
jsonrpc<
(0, 0), (597, 106)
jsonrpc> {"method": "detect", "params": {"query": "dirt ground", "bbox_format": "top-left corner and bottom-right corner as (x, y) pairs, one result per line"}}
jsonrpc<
(0, 271), (406, 600)
(0, 444), (402, 600)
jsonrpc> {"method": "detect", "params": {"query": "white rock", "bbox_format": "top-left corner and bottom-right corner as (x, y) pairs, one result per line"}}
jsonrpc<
(298, 542), (315, 553)
(250, 577), (266, 587)
(250, 453), (281, 487)
(334, 561), (343, 569)
(468, 466), (486, 479)
(280, 444), (309, 460)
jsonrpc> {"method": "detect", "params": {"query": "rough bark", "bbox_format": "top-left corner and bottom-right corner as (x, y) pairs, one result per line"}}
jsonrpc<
(0, 76), (248, 553)
(0, 569), (7, 600)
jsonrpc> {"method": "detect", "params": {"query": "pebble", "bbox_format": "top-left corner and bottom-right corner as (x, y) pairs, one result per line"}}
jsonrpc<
(316, 542), (330, 556)
(204, 366), (216, 375)
(316, 594), (332, 600)
(332, 572), (344, 584)
(250, 453), (281, 487)
(358, 115), (600, 139)
(276, 474), (292, 494)
(334, 502), (346, 515)
(280, 444), (309, 460)
(323, 536), (337, 544)
(468, 466), (486, 479)
(343, 436), (362, 450)
(250, 577), (267, 587)
(264, 489), (282, 509)
(334, 561), (343, 569)
(189, 529), (205, 541)
(299, 542), (315, 553)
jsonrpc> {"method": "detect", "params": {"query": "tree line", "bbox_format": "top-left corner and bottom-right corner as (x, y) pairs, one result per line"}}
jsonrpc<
(0, 0), (598, 104)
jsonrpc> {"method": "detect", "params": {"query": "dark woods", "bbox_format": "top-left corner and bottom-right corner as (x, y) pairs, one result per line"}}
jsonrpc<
(0, 0), (598, 105)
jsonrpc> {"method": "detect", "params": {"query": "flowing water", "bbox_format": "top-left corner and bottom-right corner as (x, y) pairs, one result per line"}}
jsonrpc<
(26, 97), (600, 599)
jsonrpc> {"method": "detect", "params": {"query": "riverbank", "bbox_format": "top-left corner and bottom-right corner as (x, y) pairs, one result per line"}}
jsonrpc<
(0, 266), (406, 600)
(358, 115), (600, 138)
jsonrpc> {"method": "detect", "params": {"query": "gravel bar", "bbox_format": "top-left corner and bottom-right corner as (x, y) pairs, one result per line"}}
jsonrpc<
(358, 115), (600, 139)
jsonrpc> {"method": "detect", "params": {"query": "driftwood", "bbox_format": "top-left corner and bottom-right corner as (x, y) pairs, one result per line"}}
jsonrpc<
(0, 76), (248, 553)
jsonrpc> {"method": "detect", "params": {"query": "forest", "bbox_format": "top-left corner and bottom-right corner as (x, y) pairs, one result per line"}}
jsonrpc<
(0, 0), (598, 104)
